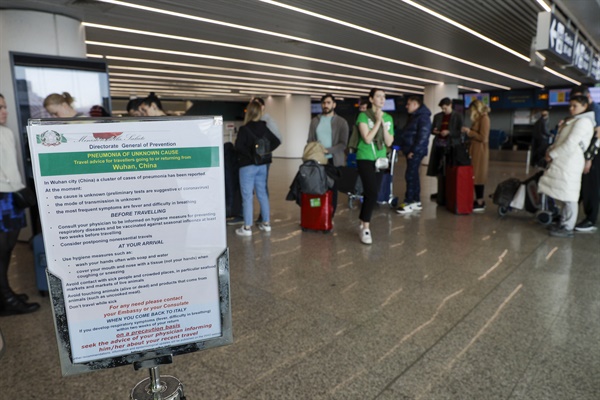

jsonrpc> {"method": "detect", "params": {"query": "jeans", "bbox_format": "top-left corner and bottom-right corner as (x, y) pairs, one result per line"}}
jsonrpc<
(404, 155), (424, 203)
(239, 164), (269, 227)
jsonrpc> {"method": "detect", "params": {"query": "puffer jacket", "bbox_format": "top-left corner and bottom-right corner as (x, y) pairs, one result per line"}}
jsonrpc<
(396, 104), (432, 157)
(538, 111), (595, 202)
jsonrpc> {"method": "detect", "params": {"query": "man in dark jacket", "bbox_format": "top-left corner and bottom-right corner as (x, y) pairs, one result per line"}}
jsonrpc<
(428, 98), (464, 203)
(531, 110), (551, 168)
(396, 96), (431, 214)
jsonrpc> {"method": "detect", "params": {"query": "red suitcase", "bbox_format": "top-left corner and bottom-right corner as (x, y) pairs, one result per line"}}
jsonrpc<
(446, 166), (474, 215)
(301, 191), (333, 232)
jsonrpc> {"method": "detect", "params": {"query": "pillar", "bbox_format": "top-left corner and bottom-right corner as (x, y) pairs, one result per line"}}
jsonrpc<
(264, 95), (311, 159)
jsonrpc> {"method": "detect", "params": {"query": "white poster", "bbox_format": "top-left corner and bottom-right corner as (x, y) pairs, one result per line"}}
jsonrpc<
(27, 117), (226, 363)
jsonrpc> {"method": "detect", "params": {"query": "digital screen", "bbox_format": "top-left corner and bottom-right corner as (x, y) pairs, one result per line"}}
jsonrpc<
(548, 88), (570, 106)
(382, 98), (396, 112)
(311, 102), (322, 114)
(464, 93), (490, 108)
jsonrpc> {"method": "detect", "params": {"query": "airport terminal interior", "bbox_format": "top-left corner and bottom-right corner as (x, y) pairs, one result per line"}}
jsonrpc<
(1, 0), (599, 399)
(2, 159), (600, 399)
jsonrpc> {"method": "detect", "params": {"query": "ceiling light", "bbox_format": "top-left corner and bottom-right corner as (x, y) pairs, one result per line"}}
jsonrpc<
(399, 0), (577, 85)
(259, 0), (542, 88)
(458, 86), (481, 93)
(542, 67), (581, 85)
(536, 0), (552, 13)
(107, 67), (410, 96)
(89, 2), (509, 89)
(86, 40), (455, 91)
(95, 54), (426, 91)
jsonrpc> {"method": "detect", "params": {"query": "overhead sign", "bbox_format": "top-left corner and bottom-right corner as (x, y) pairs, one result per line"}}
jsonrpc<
(573, 36), (592, 76)
(27, 116), (232, 376)
(536, 12), (575, 64)
(590, 53), (600, 81)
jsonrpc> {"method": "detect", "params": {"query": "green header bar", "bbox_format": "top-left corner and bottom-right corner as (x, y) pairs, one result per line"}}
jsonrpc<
(38, 147), (220, 176)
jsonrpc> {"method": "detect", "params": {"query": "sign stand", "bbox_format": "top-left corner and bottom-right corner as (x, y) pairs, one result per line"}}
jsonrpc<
(130, 355), (185, 400)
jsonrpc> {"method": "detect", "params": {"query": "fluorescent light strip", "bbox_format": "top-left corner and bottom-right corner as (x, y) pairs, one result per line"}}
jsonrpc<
(258, 0), (542, 88)
(400, 0), (578, 85)
(458, 86), (481, 93)
(86, 40), (459, 92)
(536, 0), (552, 13)
(110, 83), (233, 93)
(401, 0), (529, 61)
(87, 3), (509, 88)
(543, 66), (581, 85)
(84, 23), (446, 86)
(107, 69), (410, 96)
(99, 54), (426, 90)
(110, 89), (246, 98)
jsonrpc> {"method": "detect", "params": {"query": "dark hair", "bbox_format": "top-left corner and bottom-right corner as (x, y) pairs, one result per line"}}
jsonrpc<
(438, 97), (452, 107)
(367, 88), (385, 107)
(126, 97), (143, 112)
(570, 85), (589, 97)
(90, 105), (110, 117)
(407, 96), (423, 106)
(321, 93), (335, 103)
(570, 95), (589, 107)
(253, 97), (265, 106)
(0, 93), (4, 99)
(140, 92), (163, 110)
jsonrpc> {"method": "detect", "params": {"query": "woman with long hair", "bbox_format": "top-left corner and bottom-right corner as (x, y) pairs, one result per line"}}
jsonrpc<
(462, 99), (490, 212)
(234, 101), (280, 236)
(43, 92), (80, 118)
(355, 88), (394, 244)
(0, 94), (40, 315)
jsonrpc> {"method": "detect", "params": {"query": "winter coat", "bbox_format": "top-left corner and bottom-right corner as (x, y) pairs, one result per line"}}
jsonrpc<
(538, 111), (595, 202)
(396, 105), (431, 158)
(467, 114), (490, 185)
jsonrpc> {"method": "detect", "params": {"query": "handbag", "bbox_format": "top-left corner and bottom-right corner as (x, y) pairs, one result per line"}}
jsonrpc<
(372, 143), (389, 171)
(12, 187), (37, 209)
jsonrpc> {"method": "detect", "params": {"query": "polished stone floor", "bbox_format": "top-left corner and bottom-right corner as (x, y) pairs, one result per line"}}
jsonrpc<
(1, 158), (599, 399)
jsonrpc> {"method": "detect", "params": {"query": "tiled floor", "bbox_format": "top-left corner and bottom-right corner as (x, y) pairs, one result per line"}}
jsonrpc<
(1, 158), (599, 399)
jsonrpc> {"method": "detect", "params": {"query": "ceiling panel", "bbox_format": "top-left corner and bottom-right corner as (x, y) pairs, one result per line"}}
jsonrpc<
(2, 0), (598, 101)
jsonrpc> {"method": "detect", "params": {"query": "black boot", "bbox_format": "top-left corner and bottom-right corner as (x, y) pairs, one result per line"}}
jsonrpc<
(0, 295), (40, 316)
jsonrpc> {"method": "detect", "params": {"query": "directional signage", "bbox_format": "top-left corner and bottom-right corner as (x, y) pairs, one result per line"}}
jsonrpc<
(536, 12), (575, 64)
(573, 36), (593, 76)
(590, 53), (600, 81)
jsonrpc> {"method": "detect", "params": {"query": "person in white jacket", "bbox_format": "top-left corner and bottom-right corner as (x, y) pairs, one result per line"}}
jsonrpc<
(538, 95), (596, 238)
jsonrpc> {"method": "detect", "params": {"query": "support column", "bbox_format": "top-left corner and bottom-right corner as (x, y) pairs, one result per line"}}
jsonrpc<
(264, 95), (311, 159)
(0, 9), (86, 239)
(422, 84), (459, 164)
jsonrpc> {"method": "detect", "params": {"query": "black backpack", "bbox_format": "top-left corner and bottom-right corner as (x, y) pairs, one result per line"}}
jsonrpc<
(252, 134), (272, 165)
(299, 160), (328, 195)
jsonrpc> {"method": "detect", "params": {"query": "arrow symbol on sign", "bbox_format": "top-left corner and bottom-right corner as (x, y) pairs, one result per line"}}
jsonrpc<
(550, 18), (557, 47)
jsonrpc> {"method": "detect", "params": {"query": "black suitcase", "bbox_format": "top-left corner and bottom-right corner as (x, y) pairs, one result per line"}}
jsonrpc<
(492, 178), (521, 208)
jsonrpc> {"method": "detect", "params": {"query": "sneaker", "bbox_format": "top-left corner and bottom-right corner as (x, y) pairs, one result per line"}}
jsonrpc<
(227, 216), (244, 226)
(473, 201), (486, 213)
(258, 222), (271, 232)
(235, 226), (252, 236)
(359, 228), (372, 245)
(396, 202), (415, 214)
(413, 202), (423, 211)
(549, 226), (574, 238)
(574, 220), (598, 232)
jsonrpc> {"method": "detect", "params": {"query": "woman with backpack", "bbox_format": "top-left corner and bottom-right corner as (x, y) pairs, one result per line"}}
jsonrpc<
(234, 101), (280, 236)
(355, 88), (395, 244)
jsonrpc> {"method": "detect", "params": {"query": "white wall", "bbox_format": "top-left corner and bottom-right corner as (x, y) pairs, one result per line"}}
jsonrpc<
(265, 95), (311, 159)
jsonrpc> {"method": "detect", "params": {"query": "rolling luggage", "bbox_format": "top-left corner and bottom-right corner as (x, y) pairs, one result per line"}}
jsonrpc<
(446, 165), (474, 215)
(301, 190), (333, 232)
(32, 233), (48, 295)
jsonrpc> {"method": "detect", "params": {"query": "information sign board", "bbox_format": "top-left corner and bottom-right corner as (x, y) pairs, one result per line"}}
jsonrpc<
(27, 116), (232, 375)
(536, 12), (575, 64)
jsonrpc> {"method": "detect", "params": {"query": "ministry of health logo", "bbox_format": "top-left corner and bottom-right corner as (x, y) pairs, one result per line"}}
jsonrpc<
(37, 130), (66, 146)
